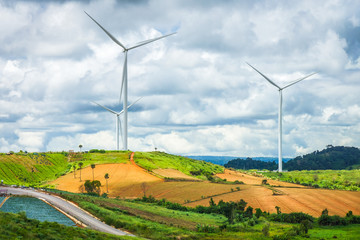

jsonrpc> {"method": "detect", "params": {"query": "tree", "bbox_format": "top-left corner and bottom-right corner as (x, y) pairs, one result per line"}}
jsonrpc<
(84, 180), (101, 195)
(275, 206), (281, 214)
(104, 173), (109, 193)
(78, 162), (83, 182)
(73, 165), (76, 178)
(141, 182), (148, 197)
(91, 164), (96, 181)
(79, 144), (83, 152)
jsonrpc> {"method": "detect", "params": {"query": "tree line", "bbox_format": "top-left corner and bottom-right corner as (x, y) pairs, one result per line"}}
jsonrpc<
(225, 146), (360, 171)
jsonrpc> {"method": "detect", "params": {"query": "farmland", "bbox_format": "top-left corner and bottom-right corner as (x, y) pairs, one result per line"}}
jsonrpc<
(48, 191), (360, 240)
(51, 160), (360, 218)
(1, 150), (360, 239)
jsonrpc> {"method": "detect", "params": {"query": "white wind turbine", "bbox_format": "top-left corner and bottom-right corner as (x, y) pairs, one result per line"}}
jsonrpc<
(246, 63), (316, 172)
(85, 11), (176, 150)
(93, 97), (143, 151)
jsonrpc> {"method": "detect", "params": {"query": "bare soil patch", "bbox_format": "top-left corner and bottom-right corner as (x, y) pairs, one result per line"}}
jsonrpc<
(216, 169), (304, 187)
(50, 163), (162, 196)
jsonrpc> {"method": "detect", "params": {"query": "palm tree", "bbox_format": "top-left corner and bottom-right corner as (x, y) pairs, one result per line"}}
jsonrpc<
(91, 164), (96, 181)
(79, 144), (83, 153)
(73, 165), (76, 178)
(104, 173), (109, 193)
(78, 162), (83, 182)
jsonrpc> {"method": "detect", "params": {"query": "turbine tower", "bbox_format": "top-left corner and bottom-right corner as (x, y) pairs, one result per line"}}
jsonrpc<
(246, 63), (316, 172)
(93, 97), (142, 151)
(85, 11), (176, 150)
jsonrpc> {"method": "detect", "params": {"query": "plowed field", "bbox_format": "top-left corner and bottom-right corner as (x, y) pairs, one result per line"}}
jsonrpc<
(51, 160), (360, 217)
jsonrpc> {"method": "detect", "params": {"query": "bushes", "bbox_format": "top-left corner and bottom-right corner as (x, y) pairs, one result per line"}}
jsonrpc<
(89, 149), (106, 153)
(318, 214), (347, 226)
(269, 212), (314, 223)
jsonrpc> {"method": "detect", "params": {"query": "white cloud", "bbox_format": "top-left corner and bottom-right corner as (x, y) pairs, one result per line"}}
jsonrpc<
(0, 0), (359, 158)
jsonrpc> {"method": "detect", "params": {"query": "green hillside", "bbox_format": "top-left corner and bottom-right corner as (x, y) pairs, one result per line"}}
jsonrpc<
(0, 150), (224, 186)
(285, 146), (360, 170)
(0, 152), (69, 186)
(134, 151), (224, 179)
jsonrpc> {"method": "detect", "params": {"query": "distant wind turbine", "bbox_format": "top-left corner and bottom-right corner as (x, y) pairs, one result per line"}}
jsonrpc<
(85, 11), (176, 150)
(246, 62), (316, 172)
(93, 97), (143, 151)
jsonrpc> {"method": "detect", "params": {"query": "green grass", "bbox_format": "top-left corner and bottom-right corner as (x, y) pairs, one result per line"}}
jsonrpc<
(81, 151), (131, 166)
(0, 153), (69, 186)
(308, 224), (360, 239)
(134, 151), (224, 179)
(249, 169), (360, 191)
(0, 211), (136, 240)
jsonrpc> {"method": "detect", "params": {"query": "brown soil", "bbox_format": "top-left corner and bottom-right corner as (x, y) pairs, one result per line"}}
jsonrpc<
(152, 169), (198, 180)
(216, 169), (304, 187)
(50, 162), (162, 195)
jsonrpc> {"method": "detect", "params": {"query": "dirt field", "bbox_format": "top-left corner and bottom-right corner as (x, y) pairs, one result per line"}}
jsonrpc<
(50, 162), (162, 194)
(152, 168), (198, 180)
(51, 159), (360, 217)
(216, 169), (304, 187)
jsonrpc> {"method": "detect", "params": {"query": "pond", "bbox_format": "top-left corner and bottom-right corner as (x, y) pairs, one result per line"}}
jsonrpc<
(0, 196), (76, 226)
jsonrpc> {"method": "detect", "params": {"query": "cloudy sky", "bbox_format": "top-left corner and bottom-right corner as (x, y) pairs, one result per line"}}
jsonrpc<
(1, 0), (359, 157)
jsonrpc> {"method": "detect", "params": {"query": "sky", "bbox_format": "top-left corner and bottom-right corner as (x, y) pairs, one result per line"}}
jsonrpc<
(0, 0), (359, 157)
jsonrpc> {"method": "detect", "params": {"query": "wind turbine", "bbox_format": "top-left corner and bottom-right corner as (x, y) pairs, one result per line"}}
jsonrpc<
(246, 62), (316, 172)
(93, 97), (143, 151)
(85, 11), (176, 150)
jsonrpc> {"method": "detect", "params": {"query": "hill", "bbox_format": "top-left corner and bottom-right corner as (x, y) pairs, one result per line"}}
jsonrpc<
(187, 155), (290, 166)
(285, 146), (360, 170)
(0, 150), (224, 187)
(224, 158), (278, 170)
(0, 152), (69, 186)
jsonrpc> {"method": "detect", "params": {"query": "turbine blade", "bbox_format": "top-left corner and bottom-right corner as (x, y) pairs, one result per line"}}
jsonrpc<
(84, 11), (127, 50)
(127, 32), (176, 51)
(246, 62), (281, 89)
(128, 96), (143, 109)
(118, 97), (143, 114)
(282, 72), (317, 89)
(92, 101), (118, 115)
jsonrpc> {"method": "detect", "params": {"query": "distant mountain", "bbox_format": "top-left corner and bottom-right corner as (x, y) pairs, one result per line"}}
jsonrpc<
(186, 155), (291, 166)
(285, 146), (360, 170)
(186, 156), (236, 166)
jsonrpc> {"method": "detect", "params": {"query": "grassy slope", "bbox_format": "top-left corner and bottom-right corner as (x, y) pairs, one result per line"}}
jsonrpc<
(0, 151), (224, 186)
(0, 153), (69, 186)
(0, 211), (136, 240)
(134, 151), (224, 179)
(255, 169), (360, 191)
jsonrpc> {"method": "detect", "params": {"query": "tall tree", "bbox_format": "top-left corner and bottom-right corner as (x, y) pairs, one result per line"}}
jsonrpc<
(91, 164), (96, 181)
(73, 165), (76, 178)
(78, 162), (83, 182)
(104, 173), (109, 193)
(79, 144), (83, 152)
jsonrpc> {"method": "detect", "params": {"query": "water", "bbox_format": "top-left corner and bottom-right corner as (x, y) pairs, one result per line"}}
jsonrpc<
(0, 196), (76, 226)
